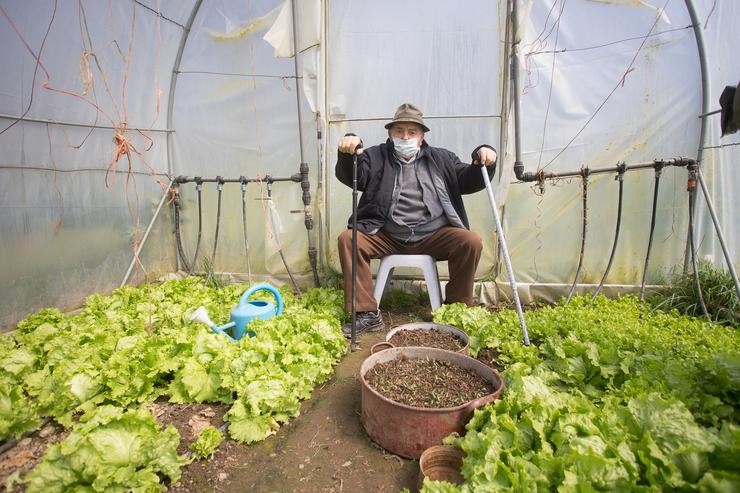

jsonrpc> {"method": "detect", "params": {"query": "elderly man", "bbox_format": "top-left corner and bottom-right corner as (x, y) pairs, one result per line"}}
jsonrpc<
(335, 103), (497, 337)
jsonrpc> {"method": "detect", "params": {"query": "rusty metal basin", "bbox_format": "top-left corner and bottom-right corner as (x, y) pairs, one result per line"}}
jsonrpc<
(371, 322), (469, 354)
(360, 346), (504, 459)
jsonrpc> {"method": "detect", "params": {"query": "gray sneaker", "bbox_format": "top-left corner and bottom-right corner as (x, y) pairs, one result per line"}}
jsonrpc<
(342, 310), (385, 338)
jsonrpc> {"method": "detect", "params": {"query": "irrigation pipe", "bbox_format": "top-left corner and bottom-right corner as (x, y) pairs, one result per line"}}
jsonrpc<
(506, 0), (733, 304)
(190, 181), (203, 273)
(174, 175), (300, 184)
(591, 164), (626, 301)
(173, 189), (191, 272)
(566, 170), (589, 304)
(290, 0), (320, 287)
(640, 164), (664, 300)
(517, 158), (691, 182)
(120, 177), (174, 287)
(173, 180), (203, 274)
(205, 177), (224, 284)
(480, 166), (530, 346)
(174, 174), (302, 288)
(240, 181), (254, 284)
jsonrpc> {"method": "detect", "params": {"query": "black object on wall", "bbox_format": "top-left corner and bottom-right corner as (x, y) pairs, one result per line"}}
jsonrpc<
(719, 81), (740, 136)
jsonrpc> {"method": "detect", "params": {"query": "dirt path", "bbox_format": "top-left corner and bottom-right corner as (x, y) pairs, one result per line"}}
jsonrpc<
(174, 318), (423, 493)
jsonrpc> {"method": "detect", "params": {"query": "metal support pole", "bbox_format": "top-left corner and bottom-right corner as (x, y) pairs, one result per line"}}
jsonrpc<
(683, 0), (739, 299)
(121, 178), (174, 287)
(697, 169), (740, 300)
(290, 0), (320, 287)
(481, 167), (530, 346)
(350, 151), (360, 350)
(166, 0), (203, 272)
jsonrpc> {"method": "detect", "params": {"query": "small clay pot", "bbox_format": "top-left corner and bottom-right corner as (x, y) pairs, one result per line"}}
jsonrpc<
(418, 444), (465, 489)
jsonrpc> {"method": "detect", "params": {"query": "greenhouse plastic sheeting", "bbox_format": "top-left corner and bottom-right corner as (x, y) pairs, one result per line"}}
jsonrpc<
(323, 0), (737, 296)
(0, 0), (737, 330)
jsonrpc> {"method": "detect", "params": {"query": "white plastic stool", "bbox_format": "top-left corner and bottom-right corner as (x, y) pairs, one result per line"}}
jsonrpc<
(373, 254), (443, 310)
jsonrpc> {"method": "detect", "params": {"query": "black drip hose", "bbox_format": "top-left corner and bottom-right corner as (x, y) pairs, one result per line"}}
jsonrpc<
(173, 189), (191, 273)
(640, 164), (663, 300)
(566, 170), (589, 304)
(173, 182), (203, 275)
(591, 164), (626, 302)
(687, 183), (711, 320)
(240, 180), (253, 284)
(190, 184), (203, 274)
(206, 177), (224, 284)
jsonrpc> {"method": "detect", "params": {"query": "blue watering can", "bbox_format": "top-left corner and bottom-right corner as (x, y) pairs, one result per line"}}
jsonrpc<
(190, 283), (284, 341)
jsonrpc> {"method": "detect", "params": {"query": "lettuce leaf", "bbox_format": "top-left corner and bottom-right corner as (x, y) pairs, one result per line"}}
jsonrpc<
(189, 425), (223, 459)
(24, 406), (189, 492)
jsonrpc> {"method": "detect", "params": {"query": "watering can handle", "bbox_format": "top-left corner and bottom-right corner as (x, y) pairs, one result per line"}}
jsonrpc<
(239, 283), (284, 315)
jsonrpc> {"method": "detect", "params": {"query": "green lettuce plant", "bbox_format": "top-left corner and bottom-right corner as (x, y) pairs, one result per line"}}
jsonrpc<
(3, 278), (347, 490)
(427, 295), (740, 492)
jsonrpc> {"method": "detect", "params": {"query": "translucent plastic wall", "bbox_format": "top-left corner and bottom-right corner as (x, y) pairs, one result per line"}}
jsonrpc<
(0, 1), (189, 329)
(170, 0), (320, 285)
(501, 1), (701, 300)
(1, 0), (737, 330)
(322, 0), (738, 303)
(694, 0), (739, 278)
(0, 0), (321, 330)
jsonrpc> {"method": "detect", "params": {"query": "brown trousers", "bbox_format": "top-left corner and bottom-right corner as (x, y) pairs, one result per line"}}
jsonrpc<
(337, 226), (483, 313)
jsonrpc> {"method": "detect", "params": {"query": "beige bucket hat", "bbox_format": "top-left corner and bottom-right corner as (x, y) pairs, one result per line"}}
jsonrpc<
(384, 103), (430, 132)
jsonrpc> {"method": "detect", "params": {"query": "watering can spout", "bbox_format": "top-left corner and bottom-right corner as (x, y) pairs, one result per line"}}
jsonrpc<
(189, 306), (236, 342)
(190, 306), (215, 328)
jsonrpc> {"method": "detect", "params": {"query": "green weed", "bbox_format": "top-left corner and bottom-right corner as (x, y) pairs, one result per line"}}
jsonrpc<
(649, 260), (739, 327)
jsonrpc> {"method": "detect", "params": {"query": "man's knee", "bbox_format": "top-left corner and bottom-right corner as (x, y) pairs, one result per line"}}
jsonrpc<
(337, 229), (352, 250)
(459, 230), (483, 254)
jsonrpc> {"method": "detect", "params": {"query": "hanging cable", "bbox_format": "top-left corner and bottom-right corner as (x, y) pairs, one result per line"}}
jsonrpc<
(240, 176), (254, 284)
(591, 163), (627, 301)
(205, 176), (224, 284)
(640, 161), (665, 300)
(566, 167), (589, 304)
(686, 162), (711, 320)
(266, 179), (301, 295)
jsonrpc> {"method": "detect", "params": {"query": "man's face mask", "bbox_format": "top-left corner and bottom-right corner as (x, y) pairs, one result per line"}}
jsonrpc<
(392, 137), (420, 160)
